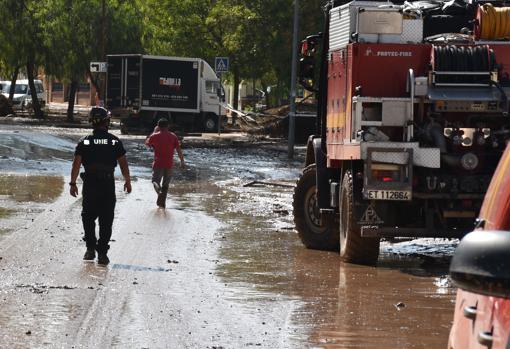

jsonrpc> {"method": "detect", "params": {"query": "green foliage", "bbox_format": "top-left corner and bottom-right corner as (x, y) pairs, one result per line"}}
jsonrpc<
(0, 0), (324, 106)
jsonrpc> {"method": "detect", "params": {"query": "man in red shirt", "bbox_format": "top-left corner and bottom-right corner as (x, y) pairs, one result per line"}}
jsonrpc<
(145, 118), (184, 208)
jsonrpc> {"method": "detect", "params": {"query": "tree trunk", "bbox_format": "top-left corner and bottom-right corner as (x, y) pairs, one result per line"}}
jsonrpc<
(233, 66), (240, 125)
(86, 70), (100, 100)
(67, 80), (78, 121)
(26, 59), (44, 119)
(8, 66), (19, 101)
(252, 79), (256, 112)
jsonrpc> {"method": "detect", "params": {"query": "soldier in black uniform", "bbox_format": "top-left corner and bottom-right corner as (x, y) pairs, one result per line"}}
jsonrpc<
(69, 107), (132, 265)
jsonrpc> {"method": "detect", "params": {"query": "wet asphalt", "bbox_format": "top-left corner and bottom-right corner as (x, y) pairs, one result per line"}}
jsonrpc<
(0, 125), (457, 348)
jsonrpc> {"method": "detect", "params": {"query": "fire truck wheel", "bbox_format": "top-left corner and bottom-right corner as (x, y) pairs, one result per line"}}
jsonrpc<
(339, 171), (380, 265)
(293, 164), (339, 251)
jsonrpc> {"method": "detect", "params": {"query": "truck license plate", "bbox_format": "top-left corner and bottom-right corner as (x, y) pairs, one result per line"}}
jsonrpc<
(366, 190), (411, 201)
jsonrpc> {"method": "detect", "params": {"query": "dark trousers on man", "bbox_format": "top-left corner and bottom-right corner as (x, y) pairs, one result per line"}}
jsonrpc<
(81, 174), (116, 254)
(152, 167), (172, 207)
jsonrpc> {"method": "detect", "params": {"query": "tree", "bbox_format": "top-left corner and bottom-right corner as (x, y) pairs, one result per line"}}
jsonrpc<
(40, 0), (143, 120)
(140, 0), (324, 111)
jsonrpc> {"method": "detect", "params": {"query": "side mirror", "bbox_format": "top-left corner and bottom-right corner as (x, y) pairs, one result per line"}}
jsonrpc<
(300, 34), (321, 57)
(299, 57), (317, 92)
(450, 230), (510, 298)
(298, 34), (322, 93)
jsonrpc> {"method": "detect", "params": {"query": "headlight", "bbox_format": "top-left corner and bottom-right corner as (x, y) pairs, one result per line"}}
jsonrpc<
(460, 153), (479, 170)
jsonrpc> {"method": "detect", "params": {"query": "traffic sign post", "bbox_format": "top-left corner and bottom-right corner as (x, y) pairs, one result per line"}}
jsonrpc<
(90, 62), (107, 73)
(215, 57), (229, 74)
(214, 57), (229, 135)
(90, 62), (108, 106)
(217, 82), (222, 136)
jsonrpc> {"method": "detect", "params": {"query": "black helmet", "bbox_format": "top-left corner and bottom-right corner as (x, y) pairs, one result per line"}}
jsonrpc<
(89, 107), (111, 125)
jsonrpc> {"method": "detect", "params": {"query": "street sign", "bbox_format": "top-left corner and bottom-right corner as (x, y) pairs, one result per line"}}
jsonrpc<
(90, 62), (107, 73)
(215, 57), (229, 74)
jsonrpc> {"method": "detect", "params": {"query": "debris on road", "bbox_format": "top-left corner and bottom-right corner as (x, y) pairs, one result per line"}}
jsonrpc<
(395, 302), (406, 311)
(243, 180), (294, 188)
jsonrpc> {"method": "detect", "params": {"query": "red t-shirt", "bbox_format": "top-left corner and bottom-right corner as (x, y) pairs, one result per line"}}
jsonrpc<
(147, 130), (179, 169)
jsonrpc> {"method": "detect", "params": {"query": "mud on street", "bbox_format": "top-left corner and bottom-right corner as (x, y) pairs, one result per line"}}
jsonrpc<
(0, 124), (457, 348)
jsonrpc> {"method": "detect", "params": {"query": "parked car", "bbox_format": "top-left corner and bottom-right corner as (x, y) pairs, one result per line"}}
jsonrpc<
(448, 143), (510, 348)
(0, 79), (46, 110)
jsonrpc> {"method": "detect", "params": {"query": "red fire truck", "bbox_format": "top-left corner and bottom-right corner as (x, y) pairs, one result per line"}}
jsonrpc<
(292, 0), (510, 264)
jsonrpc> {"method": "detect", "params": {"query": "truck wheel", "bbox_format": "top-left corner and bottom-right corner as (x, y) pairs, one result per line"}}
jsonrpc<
(293, 165), (339, 251)
(203, 114), (217, 132)
(339, 171), (380, 265)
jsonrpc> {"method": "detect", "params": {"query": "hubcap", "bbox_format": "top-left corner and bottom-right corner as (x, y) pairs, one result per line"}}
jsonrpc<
(205, 118), (215, 130)
(304, 186), (326, 234)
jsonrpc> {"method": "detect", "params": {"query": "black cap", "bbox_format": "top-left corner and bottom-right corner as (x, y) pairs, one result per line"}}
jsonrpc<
(89, 107), (110, 125)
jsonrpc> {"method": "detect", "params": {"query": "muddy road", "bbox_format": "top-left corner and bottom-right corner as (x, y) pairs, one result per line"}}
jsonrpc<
(0, 125), (457, 348)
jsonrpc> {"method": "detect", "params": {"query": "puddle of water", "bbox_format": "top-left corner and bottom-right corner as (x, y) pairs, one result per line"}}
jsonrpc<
(169, 147), (457, 348)
(0, 175), (64, 238)
(0, 207), (14, 219)
(0, 175), (63, 203)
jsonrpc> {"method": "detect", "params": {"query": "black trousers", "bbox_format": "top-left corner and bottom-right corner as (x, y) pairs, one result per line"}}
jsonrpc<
(81, 174), (116, 254)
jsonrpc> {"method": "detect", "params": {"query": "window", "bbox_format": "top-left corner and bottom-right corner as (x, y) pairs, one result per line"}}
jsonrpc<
(205, 80), (220, 94)
(14, 84), (27, 94)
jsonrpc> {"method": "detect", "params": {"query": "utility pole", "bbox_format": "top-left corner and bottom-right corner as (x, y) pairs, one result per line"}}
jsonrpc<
(288, 0), (299, 159)
(100, 0), (106, 103)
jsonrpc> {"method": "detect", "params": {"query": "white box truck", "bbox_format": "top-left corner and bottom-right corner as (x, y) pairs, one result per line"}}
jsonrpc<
(106, 54), (225, 133)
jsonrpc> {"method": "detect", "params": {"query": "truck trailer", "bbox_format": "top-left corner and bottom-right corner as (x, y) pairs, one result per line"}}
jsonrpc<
(293, 0), (510, 264)
(106, 54), (225, 133)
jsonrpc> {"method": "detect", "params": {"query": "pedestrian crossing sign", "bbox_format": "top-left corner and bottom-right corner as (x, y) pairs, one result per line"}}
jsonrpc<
(215, 57), (229, 74)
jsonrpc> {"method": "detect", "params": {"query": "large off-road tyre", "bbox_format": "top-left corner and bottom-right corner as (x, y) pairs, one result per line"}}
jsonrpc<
(293, 165), (339, 251)
(339, 170), (380, 265)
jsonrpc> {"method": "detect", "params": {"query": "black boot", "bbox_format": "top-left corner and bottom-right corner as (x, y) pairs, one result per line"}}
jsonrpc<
(97, 253), (110, 266)
(83, 248), (95, 261)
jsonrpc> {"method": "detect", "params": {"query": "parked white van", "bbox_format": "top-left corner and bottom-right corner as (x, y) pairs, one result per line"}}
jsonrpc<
(0, 79), (46, 110)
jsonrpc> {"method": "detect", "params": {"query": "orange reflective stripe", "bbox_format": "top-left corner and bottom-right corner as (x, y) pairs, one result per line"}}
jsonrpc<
(483, 152), (510, 219)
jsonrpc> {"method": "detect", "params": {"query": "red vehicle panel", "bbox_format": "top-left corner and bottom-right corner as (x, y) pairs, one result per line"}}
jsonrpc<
(350, 44), (431, 98)
(449, 143), (510, 349)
